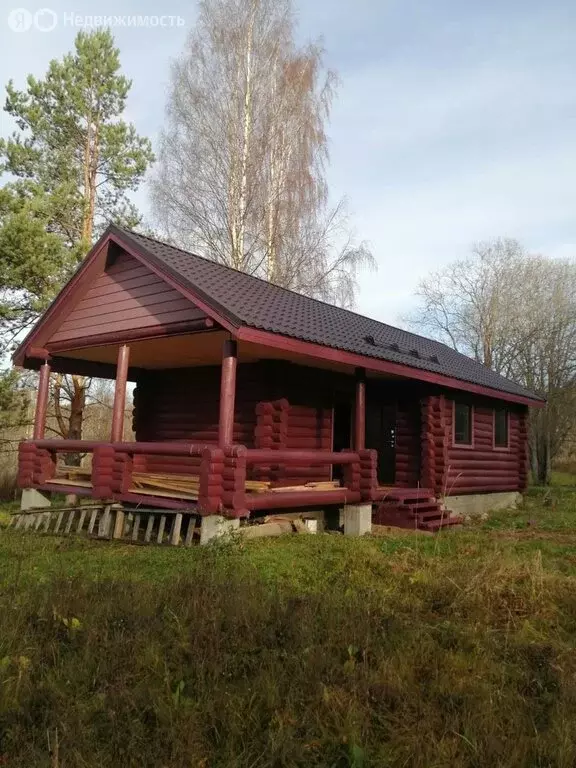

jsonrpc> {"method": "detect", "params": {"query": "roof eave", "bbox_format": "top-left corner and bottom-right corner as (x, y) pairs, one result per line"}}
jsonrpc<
(235, 326), (544, 407)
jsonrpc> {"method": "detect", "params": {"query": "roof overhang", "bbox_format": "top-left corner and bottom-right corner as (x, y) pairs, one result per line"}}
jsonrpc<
(235, 327), (544, 407)
(13, 226), (544, 408)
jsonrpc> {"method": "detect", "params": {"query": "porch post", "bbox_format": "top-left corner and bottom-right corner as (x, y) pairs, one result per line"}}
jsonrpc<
(218, 339), (238, 447)
(33, 361), (51, 440)
(354, 367), (366, 450)
(111, 344), (130, 442)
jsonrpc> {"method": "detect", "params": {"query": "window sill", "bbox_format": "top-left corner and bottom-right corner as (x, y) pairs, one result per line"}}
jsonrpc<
(453, 441), (474, 450)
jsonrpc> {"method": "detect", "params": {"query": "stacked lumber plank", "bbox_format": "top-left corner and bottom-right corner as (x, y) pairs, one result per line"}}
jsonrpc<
(128, 473), (342, 500)
(48, 464), (93, 488)
(267, 480), (341, 493)
(130, 472), (270, 500)
(43, 467), (343, 500)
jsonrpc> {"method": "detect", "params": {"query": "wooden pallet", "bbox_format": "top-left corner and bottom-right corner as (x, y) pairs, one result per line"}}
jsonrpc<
(7, 504), (201, 546)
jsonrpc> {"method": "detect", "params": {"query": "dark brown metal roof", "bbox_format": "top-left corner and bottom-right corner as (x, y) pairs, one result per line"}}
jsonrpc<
(112, 225), (542, 402)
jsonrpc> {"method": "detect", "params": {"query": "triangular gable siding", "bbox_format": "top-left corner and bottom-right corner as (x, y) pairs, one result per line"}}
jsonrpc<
(48, 251), (206, 345)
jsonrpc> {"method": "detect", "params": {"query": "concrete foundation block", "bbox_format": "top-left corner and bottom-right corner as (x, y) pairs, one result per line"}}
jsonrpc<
(443, 492), (522, 520)
(343, 503), (372, 536)
(200, 515), (240, 545)
(20, 488), (51, 511)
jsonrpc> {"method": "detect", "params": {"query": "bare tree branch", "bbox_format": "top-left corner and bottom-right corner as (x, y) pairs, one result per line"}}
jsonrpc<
(150, 0), (374, 307)
(405, 238), (576, 484)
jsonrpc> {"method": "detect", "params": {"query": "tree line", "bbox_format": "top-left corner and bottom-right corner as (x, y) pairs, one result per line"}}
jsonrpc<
(0, 0), (572, 484)
(408, 239), (576, 484)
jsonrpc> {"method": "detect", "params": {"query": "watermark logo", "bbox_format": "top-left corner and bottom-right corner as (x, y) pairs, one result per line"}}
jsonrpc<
(35, 7), (58, 31)
(8, 6), (57, 31)
(7, 8), (185, 31)
(7, 7), (33, 31)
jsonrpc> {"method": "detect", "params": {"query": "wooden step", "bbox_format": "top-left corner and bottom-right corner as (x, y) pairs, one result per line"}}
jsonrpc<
(396, 503), (441, 515)
(373, 502), (460, 533)
(377, 487), (435, 503)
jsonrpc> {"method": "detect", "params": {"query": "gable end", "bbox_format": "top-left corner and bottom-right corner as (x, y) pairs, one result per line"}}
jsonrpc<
(45, 249), (208, 348)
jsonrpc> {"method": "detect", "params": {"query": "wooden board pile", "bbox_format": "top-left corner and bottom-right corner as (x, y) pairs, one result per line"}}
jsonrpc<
(267, 481), (341, 493)
(130, 473), (341, 500)
(130, 473), (269, 501)
(47, 465), (93, 488)
(47, 466), (342, 501)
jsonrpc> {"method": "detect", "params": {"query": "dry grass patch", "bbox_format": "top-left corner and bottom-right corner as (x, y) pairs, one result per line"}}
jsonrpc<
(1, 491), (576, 766)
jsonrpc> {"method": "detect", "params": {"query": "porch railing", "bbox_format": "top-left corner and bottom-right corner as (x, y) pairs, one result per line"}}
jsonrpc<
(221, 447), (377, 516)
(18, 440), (378, 518)
(18, 440), (101, 489)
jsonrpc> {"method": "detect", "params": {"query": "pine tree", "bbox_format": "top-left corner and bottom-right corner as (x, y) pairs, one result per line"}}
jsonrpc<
(0, 29), (154, 441)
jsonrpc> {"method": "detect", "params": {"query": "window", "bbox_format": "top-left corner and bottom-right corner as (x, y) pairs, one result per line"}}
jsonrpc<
(454, 402), (472, 445)
(494, 408), (509, 448)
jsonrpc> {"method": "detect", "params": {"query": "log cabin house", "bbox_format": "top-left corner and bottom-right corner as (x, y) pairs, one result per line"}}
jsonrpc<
(14, 225), (543, 533)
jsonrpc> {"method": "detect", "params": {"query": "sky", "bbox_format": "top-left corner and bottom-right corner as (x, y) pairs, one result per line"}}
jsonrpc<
(0, 0), (575, 325)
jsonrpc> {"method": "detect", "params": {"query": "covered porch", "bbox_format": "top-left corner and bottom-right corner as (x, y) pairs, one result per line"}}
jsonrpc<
(19, 329), (385, 519)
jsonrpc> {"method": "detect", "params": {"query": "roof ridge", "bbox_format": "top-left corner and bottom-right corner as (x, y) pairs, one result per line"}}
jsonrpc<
(111, 224), (445, 350)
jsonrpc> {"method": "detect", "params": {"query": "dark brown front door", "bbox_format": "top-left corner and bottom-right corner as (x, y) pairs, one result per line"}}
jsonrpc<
(366, 400), (396, 485)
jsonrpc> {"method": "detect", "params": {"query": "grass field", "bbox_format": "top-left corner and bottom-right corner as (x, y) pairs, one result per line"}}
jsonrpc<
(1, 488), (576, 767)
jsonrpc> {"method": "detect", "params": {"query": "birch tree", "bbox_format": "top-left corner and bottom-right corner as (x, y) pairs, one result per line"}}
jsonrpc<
(152, 0), (373, 307)
(408, 239), (576, 484)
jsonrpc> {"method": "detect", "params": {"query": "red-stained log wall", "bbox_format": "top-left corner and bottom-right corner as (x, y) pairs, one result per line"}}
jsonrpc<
(275, 364), (335, 483)
(132, 361), (337, 483)
(131, 358), (531, 495)
(420, 395), (449, 494)
(132, 364), (265, 475)
(444, 397), (528, 495)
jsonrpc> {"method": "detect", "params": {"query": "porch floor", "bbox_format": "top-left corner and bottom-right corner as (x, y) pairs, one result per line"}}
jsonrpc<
(47, 467), (347, 508)
(47, 469), (436, 507)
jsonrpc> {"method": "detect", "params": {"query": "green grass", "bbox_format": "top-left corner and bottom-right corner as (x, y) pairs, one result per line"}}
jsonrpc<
(0, 501), (16, 527)
(2, 491), (576, 767)
(550, 470), (576, 486)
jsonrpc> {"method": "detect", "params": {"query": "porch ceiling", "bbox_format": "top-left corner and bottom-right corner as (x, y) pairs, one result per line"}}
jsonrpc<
(60, 330), (233, 369)
(53, 332), (402, 379)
